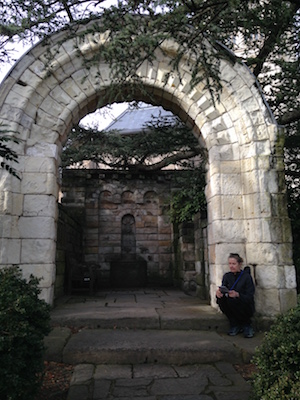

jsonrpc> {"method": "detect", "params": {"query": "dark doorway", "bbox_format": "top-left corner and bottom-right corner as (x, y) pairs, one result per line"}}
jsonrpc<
(111, 214), (147, 287)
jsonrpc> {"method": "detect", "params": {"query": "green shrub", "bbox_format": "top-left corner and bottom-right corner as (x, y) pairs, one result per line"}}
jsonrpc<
(251, 296), (300, 400)
(0, 266), (51, 400)
(169, 168), (207, 224)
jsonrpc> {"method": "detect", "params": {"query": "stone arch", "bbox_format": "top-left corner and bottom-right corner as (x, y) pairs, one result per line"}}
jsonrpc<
(0, 27), (296, 314)
(143, 191), (158, 205)
(121, 191), (135, 204)
(100, 190), (113, 204)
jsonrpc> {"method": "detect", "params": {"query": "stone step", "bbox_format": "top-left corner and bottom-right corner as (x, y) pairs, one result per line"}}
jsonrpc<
(62, 328), (246, 365)
(51, 298), (229, 331)
(47, 291), (265, 368)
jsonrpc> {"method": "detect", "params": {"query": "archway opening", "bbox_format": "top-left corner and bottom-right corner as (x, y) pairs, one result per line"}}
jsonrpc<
(57, 100), (209, 299)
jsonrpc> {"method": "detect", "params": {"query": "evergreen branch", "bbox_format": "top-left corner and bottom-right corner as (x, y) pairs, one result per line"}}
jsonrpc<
(250, 3), (299, 77)
(131, 149), (202, 171)
(278, 109), (300, 126)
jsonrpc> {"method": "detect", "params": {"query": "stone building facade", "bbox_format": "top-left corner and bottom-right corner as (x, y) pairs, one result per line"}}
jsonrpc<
(0, 21), (297, 316)
(58, 169), (209, 298)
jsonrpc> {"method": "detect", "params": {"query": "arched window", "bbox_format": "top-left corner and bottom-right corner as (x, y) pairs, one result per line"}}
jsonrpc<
(121, 214), (136, 254)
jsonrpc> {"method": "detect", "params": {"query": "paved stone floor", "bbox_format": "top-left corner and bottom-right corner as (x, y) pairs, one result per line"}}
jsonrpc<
(67, 362), (252, 400)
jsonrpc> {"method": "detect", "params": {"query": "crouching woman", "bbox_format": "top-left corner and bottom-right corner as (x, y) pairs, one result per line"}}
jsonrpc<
(216, 253), (255, 338)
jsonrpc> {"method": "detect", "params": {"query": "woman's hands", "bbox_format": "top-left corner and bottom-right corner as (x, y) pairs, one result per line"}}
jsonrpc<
(216, 288), (239, 298)
(229, 290), (239, 298)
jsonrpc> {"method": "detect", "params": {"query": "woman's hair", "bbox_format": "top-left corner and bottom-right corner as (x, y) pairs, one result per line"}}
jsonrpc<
(228, 253), (244, 264)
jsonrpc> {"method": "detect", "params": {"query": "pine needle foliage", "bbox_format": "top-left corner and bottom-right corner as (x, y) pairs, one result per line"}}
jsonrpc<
(62, 112), (203, 171)
(0, 123), (20, 179)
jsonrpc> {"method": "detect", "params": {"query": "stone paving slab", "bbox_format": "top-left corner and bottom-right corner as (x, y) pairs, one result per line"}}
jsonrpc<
(44, 326), (72, 363)
(51, 305), (161, 329)
(158, 306), (228, 331)
(67, 362), (252, 400)
(51, 289), (229, 331)
(62, 329), (242, 365)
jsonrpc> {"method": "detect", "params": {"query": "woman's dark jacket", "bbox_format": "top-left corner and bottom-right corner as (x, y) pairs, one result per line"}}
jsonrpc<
(219, 268), (255, 312)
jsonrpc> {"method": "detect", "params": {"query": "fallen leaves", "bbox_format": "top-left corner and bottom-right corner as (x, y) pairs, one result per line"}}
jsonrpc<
(234, 363), (257, 381)
(35, 361), (74, 400)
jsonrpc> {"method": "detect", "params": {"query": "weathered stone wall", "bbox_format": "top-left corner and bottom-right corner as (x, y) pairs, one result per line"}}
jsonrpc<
(55, 204), (83, 298)
(61, 169), (176, 288)
(173, 222), (196, 293)
(194, 212), (209, 299)
(172, 212), (208, 298)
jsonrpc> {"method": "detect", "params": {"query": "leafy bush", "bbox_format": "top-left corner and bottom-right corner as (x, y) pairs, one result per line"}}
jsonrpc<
(287, 194), (300, 291)
(251, 296), (300, 399)
(0, 266), (51, 400)
(169, 168), (207, 224)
